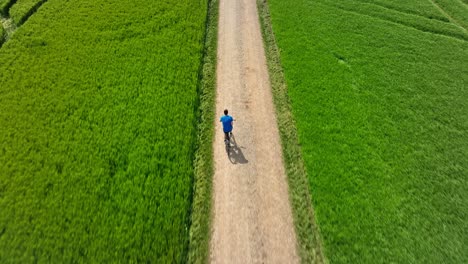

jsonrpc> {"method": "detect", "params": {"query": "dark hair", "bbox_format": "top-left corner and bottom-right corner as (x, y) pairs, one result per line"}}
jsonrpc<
(224, 109), (228, 115)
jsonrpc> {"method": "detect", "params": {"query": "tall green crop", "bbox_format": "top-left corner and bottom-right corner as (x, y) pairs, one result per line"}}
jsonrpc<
(0, 0), (208, 262)
(433, 0), (468, 30)
(267, 0), (468, 262)
(9, 0), (47, 25)
(0, 23), (4, 44)
(0, 0), (11, 15)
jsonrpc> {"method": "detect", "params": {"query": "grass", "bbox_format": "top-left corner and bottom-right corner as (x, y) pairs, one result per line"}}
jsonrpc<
(356, 0), (449, 22)
(432, 0), (468, 30)
(187, 0), (218, 262)
(267, 0), (468, 263)
(0, 22), (4, 44)
(0, 0), (11, 15)
(10, 0), (48, 26)
(324, 0), (467, 41)
(0, 0), (208, 262)
(257, 0), (325, 263)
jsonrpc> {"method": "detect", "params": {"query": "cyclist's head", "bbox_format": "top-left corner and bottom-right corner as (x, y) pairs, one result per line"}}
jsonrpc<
(224, 109), (228, 115)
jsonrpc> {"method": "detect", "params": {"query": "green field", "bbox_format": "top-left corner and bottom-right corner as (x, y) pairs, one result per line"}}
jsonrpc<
(433, 0), (468, 29)
(10, 0), (47, 25)
(0, 0), (208, 262)
(0, 23), (4, 44)
(0, 0), (9, 15)
(357, 0), (449, 22)
(268, 0), (468, 262)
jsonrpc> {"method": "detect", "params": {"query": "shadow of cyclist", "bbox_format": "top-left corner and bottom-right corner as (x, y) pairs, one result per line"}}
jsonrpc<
(227, 134), (248, 164)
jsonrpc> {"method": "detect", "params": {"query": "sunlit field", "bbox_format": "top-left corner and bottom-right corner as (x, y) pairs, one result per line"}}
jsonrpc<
(268, 0), (468, 262)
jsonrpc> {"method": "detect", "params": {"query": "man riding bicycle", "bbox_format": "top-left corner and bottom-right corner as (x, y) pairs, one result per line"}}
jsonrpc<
(220, 109), (234, 143)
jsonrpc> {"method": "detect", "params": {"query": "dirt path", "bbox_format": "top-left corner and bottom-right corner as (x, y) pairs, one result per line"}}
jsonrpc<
(209, 0), (299, 262)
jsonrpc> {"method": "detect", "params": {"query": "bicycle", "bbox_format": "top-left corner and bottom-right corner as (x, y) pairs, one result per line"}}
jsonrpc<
(224, 131), (233, 151)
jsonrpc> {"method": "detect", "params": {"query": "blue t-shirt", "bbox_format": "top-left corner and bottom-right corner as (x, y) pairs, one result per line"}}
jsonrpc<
(220, 115), (234, 132)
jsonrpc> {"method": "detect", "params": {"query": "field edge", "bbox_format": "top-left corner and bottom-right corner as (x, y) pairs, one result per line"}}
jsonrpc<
(257, 0), (327, 263)
(187, 0), (219, 262)
(0, 22), (4, 45)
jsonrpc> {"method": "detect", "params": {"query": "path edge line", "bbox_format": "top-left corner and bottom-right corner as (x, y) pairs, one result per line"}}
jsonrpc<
(257, 0), (327, 263)
(187, 0), (219, 262)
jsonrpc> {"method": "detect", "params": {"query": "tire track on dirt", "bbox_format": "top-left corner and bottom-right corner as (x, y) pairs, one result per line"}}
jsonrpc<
(209, 0), (299, 262)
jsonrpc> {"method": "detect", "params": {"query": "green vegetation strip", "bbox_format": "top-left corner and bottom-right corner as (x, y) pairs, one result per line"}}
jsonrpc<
(356, 0), (448, 22)
(0, 0), (12, 15)
(322, 0), (468, 41)
(0, 0), (208, 262)
(267, 0), (468, 262)
(187, 0), (218, 262)
(0, 22), (4, 44)
(10, 0), (48, 26)
(257, 0), (325, 263)
(432, 0), (468, 30)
